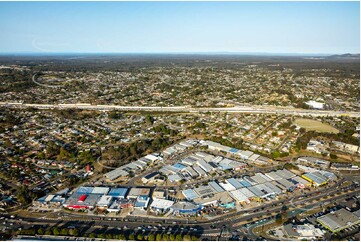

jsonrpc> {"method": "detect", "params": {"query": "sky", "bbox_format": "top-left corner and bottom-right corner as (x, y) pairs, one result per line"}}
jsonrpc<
(0, 1), (359, 54)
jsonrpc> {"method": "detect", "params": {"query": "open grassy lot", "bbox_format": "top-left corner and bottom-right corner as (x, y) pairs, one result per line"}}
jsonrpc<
(294, 118), (339, 134)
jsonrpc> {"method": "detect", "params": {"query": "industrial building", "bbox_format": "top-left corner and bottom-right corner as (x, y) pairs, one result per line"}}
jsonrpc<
(317, 208), (360, 233)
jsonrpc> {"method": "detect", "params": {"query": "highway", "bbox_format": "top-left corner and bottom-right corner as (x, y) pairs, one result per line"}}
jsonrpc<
(0, 102), (359, 117)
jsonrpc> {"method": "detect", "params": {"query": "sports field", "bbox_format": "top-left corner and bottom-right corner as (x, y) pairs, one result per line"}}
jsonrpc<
(294, 118), (339, 133)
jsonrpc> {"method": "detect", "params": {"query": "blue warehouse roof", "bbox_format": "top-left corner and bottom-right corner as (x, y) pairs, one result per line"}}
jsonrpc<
(108, 188), (128, 197)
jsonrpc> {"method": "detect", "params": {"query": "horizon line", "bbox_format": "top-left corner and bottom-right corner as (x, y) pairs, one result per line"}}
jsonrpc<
(0, 51), (359, 57)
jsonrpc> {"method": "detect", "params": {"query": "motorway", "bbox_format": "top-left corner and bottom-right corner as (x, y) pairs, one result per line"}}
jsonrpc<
(0, 102), (359, 117)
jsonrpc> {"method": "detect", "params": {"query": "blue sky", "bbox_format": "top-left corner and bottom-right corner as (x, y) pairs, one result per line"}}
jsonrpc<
(0, 1), (359, 54)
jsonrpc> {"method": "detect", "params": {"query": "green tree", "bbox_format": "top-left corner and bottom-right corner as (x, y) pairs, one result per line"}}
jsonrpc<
(175, 234), (182, 241)
(60, 228), (69, 235)
(183, 235), (191, 241)
(169, 234), (175, 241)
(272, 150), (281, 159)
(148, 233), (155, 241)
(137, 233), (144, 241)
(330, 153), (338, 159)
(129, 233), (135, 241)
(162, 233), (169, 241)
(52, 227), (60, 236)
(37, 228), (45, 235)
(89, 233), (96, 238)
(191, 235), (198, 241)
(156, 233), (162, 241)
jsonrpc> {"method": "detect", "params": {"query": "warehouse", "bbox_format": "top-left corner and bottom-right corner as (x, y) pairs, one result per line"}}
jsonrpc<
(163, 147), (177, 156)
(290, 176), (311, 188)
(108, 188), (128, 198)
(208, 181), (224, 193)
(251, 174), (267, 184)
(264, 171), (282, 181)
(195, 152), (215, 162)
(182, 189), (199, 201)
(317, 208), (360, 232)
(239, 188), (256, 200)
(127, 188), (151, 199)
(171, 202), (203, 215)
(183, 166), (199, 178)
(255, 184), (276, 198)
(257, 173), (273, 182)
(212, 156), (224, 164)
(197, 159), (214, 173)
(193, 185), (215, 197)
(97, 195), (113, 209)
(243, 176), (258, 186)
(104, 167), (129, 181)
(297, 156), (330, 169)
(159, 166), (176, 176)
(226, 178), (244, 189)
(278, 169), (296, 179)
(181, 157), (198, 166)
(64, 193), (102, 210)
(144, 154), (161, 163)
(264, 182), (282, 194)
(229, 189), (250, 203)
(172, 163), (187, 171)
(302, 173), (327, 186)
(238, 178), (252, 187)
(194, 191), (234, 207)
(179, 140), (195, 148)
(152, 190), (165, 199)
(150, 198), (174, 213)
(218, 181), (236, 191)
(91, 187), (110, 195)
(247, 186), (267, 199)
(238, 150), (254, 160)
(276, 179), (295, 191)
(76, 186), (94, 195)
(142, 172), (160, 184)
(134, 195), (150, 209)
(193, 165), (207, 177)
(168, 174), (183, 182)
(272, 180), (287, 192)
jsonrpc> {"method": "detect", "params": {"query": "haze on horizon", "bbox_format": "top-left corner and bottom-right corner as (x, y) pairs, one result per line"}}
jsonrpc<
(0, 1), (359, 55)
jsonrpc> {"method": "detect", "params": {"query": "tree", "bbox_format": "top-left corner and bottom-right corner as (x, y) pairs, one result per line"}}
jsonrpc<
(330, 153), (338, 159)
(175, 234), (182, 241)
(169, 234), (175, 241)
(137, 233), (144, 241)
(118, 234), (126, 240)
(44, 230), (52, 235)
(156, 233), (162, 241)
(148, 233), (155, 241)
(89, 233), (96, 238)
(272, 150), (281, 159)
(60, 228), (69, 235)
(191, 235), (198, 241)
(16, 186), (32, 205)
(52, 227), (60, 236)
(70, 228), (78, 236)
(275, 214), (283, 224)
(183, 235), (191, 241)
(37, 228), (45, 235)
(129, 233), (135, 241)
(162, 233), (169, 241)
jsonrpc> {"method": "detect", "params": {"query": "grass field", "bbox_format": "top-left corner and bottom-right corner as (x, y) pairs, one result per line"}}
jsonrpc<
(294, 118), (339, 134)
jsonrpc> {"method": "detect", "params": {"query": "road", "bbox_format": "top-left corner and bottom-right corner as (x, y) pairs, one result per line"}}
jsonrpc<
(0, 102), (359, 117)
